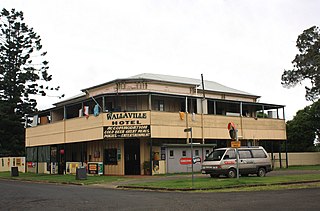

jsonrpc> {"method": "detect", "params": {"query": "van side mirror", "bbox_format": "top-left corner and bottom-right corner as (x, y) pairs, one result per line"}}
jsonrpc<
(193, 156), (201, 164)
(224, 155), (229, 160)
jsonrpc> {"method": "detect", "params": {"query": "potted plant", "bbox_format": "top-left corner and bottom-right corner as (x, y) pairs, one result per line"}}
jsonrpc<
(143, 161), (151, 175)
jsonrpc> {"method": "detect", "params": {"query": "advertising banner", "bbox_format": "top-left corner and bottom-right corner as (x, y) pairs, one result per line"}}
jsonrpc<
(87, 162), (103, 175)
(104, 111), (151, 138)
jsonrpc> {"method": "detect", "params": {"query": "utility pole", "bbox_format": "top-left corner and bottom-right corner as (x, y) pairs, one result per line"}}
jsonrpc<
(201, 74), (205, 144)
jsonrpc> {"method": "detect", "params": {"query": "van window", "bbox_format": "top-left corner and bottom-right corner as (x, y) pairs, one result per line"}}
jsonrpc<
(238, 150), (252, 159)
(251, 149), (267, 158)
(223, 149), (236, 159)
(205, 150), (225, 161)
(205, 150), (209, 155)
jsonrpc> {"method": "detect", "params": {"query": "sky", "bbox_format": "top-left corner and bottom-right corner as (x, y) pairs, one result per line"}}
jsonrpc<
(2, 0), (320, 120)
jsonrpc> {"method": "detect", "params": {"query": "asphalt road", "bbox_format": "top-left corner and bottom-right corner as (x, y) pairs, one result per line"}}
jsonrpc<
(0, 180), (319, 211)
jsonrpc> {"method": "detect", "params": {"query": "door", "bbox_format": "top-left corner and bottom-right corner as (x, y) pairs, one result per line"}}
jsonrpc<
(124, 139), (141, 175)
(238, 149), (255, 174)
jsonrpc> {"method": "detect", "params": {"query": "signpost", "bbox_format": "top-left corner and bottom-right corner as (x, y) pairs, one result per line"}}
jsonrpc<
(228, 122), (240, 179)
(184, 127), (194, 188)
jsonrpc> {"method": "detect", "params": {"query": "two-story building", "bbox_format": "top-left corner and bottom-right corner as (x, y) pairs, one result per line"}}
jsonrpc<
(25, 73), (286, 175)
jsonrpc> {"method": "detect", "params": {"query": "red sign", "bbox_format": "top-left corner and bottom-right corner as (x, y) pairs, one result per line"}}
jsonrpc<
(228, 122), (236, 130)
(180, 158), (192, 165)
(27, 162), (35, 168)
(60, 149), (65, 155)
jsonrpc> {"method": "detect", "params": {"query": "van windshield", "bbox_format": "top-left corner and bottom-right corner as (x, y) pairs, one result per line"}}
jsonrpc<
(205, 150), (226, 161)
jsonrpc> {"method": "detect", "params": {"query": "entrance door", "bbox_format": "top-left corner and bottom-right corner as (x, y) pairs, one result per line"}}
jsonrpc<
(124, 139), (141, 175)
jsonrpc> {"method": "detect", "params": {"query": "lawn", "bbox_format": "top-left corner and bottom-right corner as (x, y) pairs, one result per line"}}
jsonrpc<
(0, 165), (319, 191)
(127, 174), (320, 190)
(275, 165), (320, 171)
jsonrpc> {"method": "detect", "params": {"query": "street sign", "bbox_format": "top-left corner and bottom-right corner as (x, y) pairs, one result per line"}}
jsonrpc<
(180, 157), (192, 165)
(184, 128), (192, 132)
(227, 122), (236, 130)
(228, 122), (237, 140)
(231, 141), (241, 148)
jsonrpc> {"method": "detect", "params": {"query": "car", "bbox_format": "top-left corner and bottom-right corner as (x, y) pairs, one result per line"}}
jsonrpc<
(201, 146), (272, 178)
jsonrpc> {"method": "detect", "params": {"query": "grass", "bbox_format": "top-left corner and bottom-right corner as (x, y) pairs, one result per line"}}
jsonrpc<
(0, 165), (319, 191)
(275, 165), (320, 171)
(128, 174), (320, 190)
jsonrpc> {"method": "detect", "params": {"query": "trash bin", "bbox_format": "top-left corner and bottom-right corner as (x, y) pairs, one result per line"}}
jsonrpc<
(11, 167), (19, 177)
(76, 166), (87, 180)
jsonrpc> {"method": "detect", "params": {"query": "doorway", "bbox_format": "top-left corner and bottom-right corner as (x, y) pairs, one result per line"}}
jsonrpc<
(124, 139), (141, 175)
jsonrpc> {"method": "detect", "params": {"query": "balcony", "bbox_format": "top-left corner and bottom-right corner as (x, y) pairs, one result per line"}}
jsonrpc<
(26, 111), (286, 147)
(150, 111), (286, 140)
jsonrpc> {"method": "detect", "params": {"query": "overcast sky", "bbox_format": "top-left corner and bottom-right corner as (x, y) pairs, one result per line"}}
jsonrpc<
(2, 0), (320, 120)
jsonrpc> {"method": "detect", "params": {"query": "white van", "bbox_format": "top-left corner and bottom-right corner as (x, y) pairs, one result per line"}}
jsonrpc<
(201, 146), (272, 178)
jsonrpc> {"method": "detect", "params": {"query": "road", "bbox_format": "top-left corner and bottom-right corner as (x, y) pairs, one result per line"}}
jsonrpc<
(0, 180), (319, 211)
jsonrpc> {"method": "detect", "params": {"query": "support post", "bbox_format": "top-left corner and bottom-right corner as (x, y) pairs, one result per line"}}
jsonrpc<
(279, 142), (282, 168)
(285, 139), (288, 168)
(36, 146), (39, 174)
(149, 139), (153, 176)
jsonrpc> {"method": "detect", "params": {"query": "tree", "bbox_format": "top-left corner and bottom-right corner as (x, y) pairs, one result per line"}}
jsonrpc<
(0, 8), (62, 156)
(281, 26), (320, 101)
(286, 100), (320, 152)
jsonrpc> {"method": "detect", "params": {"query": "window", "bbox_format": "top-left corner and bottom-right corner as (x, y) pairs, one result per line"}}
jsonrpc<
(169, 150), (174, 157)
(238, 150), (252, 159)
(224, 149), (236, 159)
(158, 100), (164, 111)
(182, 150), (186, 157)
(195, 150), (199, 156)
(26, 147), (37, 162)
(104, 148), (117, 165)
(180, 101), (186, 112)
(205, 150), (226, 161)
(251, 149), (267, 158)
(38, 146), (50, 162)
(105, 102), (113, 112)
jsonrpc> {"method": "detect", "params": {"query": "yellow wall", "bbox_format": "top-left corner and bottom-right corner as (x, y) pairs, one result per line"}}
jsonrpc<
(272, 152), (320, 168)
(26, 121), (65, 146)
(26, 111), (286, 147)
(66, 116), (104, 143)
(150, 111), (286, 140)
(103, 139), (124, 175)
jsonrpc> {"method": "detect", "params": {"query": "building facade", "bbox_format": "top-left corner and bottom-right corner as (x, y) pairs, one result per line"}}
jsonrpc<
(25, 73), (286, 175)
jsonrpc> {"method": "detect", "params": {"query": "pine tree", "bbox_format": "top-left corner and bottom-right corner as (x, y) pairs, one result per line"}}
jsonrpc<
(0, 8), (62, 156)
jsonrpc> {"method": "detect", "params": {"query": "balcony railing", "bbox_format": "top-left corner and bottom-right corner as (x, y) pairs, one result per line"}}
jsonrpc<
(26, 111), (286, 147)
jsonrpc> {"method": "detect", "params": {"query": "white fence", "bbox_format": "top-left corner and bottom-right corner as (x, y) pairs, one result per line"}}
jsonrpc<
(0, 157), (26, 173)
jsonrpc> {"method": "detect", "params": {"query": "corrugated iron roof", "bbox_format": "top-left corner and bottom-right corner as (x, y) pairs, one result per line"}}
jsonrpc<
(129, 73), (257, 97)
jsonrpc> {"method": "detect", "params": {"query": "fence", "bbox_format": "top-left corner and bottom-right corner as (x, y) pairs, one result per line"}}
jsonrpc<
(271, 152), (320, 168)
(0, 157), (26, 173)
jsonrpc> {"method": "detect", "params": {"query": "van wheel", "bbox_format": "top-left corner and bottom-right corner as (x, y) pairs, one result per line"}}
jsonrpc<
(227, 168), (237, 178)
(210, 174), (219, 178)
(257, 167), (266, 177)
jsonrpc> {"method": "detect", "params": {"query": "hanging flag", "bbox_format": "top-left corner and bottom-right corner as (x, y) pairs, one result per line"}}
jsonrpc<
(179, 111), (185, 120)
(83, 106), (89, 118)
(93, 104), (100, 116)
(192, 112), (196, 121)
